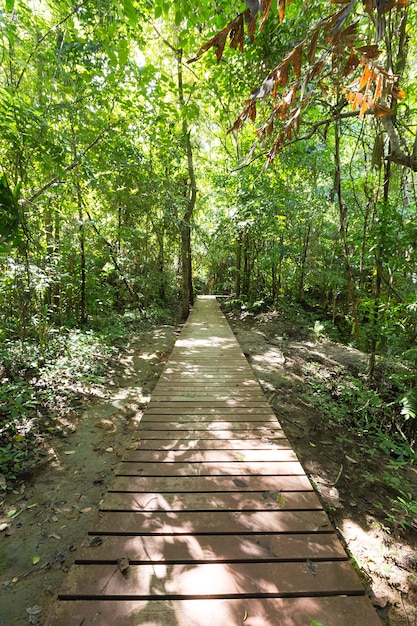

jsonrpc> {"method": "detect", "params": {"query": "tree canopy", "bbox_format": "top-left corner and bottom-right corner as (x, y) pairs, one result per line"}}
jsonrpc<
(1, 0), (417, 467)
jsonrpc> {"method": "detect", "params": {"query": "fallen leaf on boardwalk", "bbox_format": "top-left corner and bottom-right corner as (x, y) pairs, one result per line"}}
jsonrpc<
(0, 523), (9, 532)
(32, 555), (41, 565)
(276, 493), (287, 507)
(7, 508), (22, 519)
(87, 536), (103, 547)
(80, 507), (92, 514)
(63, 450), (76, 455)
(243, 610), (248, 621)
(306, 559), (317, 575)
(118, 556), (130, 573)
(48, 534), (62, 540)
(233, 478), (248, 488)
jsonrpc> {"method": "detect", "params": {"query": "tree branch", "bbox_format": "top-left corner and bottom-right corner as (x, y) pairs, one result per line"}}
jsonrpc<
(379, 115), (417, 171)
(21, 124), (113, 208)
(16, 4), (83, 90)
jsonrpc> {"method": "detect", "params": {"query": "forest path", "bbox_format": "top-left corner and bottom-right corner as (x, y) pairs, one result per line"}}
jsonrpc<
(44, 296), (381, 626)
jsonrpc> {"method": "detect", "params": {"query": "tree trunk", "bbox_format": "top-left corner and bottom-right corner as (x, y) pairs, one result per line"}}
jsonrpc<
(76, 181), (87, 325)
(177, 49), (197, 320)
(334, 114), (360, 343)
(235, 231), (242, 296)
(298, 221), (311, 302)
(242, 230), (251, 296)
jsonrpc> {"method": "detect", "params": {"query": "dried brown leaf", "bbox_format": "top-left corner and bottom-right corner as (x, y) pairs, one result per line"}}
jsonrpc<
(279, 0), (286, 22)
(310, 60), (324, 80)
(373, 103), (393, 117)
(277, 61), (289, 87)
(329, 1), (357, 38)
(260, 0), (273, 30)
(289, 43), (303, 79)
(362, 0), (373, 13)
(319, 80), (328, 100)
(188, 27), (230, 64)
(390, 85), (406, 99)
(245, 9), (257, 43)
(359, 97), (369, 118)
(308, 30), (319, 64)
(272, 76), (278, 99)
(374, 74), (383, 101)
(359, 64), (371, 90)
(189, 12), (251, 63)
(229, 13), (245, 52)
(342, 50), (359, 76)
(352, 92), (364, 110)
(280, 100), (288, 119)
(339, 21), (359, 45)
(248, 103), (257, 121)
(356, 44), (382, 60)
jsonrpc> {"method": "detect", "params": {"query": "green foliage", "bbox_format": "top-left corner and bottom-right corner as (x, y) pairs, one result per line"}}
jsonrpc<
(311, 320), (325, 342)
(0, 0), (417, 490)
(303, 360), (417, 464)
(0, 302), (177, 483)
(389, 493), (417, 530)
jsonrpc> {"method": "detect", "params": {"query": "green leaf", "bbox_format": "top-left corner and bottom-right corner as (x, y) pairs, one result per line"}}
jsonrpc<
(5, 0), (15, 11)
(276, 493), (286, 507)
(32, 555), (41, 565)
(117, 39), (129, 68)
(0, 174), (20, 242)
(310, 621), (326, 626)
(122, 0), (137, 27)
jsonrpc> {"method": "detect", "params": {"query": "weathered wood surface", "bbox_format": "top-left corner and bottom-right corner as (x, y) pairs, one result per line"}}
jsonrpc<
(45, 296), (381, 625)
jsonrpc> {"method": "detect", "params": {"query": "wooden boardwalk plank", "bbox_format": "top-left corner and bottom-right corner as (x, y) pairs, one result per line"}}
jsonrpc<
(127, 438), (292, 450)
(123, 449), (298, 462)
(57, 561), (364, 599)
(89, 510), (333, 535)
(75, 532), (348, 563)
(100, 490), (323, 511)
(45, 596), (382, 626)
(116, 460), (306, 476)
(134, 427), (285, 439)
(109, 474), (315, 493)
(45, 296), (381, 625)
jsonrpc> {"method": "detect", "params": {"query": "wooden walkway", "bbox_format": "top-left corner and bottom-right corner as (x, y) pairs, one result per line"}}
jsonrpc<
(45, 297), (381, 625)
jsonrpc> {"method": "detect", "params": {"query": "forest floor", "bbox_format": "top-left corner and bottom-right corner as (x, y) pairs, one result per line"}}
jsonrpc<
(1, 306), (417, 625)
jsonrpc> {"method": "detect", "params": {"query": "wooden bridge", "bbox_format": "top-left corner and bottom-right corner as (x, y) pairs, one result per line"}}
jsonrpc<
(45, 297), (381, 625)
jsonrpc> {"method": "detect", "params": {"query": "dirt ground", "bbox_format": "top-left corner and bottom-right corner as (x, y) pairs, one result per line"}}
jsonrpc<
(0, 324), (180, 626)
(1, 309), (417, 626)
(225, 308), (417, 626)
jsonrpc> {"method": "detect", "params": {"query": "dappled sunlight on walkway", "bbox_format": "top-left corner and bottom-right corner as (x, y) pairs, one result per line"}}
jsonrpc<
(45, 297), (381, 625)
